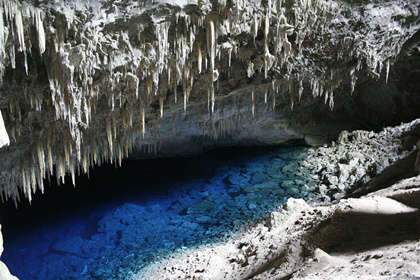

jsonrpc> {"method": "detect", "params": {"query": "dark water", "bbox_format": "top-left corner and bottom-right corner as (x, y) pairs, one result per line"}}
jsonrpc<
(0, 146), (313, 280)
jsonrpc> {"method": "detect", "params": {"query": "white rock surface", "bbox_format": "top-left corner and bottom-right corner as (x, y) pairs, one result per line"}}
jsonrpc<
(293, 120), (420, 200)
(337, 196), (418, 215)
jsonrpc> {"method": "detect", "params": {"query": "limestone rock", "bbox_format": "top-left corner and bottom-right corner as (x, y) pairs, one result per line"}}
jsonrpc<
(0, 262), (18, 280)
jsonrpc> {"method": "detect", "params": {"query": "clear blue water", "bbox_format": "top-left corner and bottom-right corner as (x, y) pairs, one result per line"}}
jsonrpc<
(1, 146), (313, 280)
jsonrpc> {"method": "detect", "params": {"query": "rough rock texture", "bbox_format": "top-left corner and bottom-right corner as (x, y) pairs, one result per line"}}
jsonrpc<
(296, 120), (420, 200)
(0, 0), (419, 203)
(137, 120), (420, 280)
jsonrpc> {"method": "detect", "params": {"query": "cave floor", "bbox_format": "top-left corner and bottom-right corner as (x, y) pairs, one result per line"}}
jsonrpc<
(1, 146), (317, 280)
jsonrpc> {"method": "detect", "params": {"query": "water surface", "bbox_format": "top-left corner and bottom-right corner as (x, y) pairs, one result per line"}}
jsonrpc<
(1, 146), (314, 279)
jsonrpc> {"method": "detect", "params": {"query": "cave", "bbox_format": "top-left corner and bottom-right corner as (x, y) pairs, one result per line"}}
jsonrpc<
(0, 0), (420, 279)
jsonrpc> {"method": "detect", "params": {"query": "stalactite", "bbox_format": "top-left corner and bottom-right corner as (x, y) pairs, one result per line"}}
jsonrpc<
(47, 140), (53, 176)
(253, 16), (259, 43)
(141, 108), (146, 139)
(14, 9), (25, 52)
(184, 88), (188, 113)
(106, 119), (113, 153)
(160, 97), (164, 118)
(207, 19), (216, 113)
(174, 81), (178, 104)
(32, 8), (46, 55)
(127, 73), (139, 99)
(329, 92), (335, 110)
(298, 80), (303, 101)
(197, 44), (202, 74)
(251, 89), (255, 117)
(349, 68), (357, 95)
(0, 110), (10, 148)
(264, 1), (271, 79)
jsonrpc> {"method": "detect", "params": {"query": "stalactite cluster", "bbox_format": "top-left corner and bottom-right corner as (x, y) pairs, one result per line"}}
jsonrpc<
(0, 0), (418, 203)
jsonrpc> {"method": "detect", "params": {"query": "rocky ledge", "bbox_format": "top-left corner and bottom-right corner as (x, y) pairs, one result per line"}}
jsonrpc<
(137, 120), (420, 280)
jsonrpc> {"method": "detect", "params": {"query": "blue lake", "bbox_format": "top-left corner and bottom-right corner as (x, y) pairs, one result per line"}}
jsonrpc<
(1, 146), (314, 280)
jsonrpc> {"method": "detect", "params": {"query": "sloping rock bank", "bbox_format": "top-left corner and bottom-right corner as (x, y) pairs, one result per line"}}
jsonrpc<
(137, 120), (420, 280)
